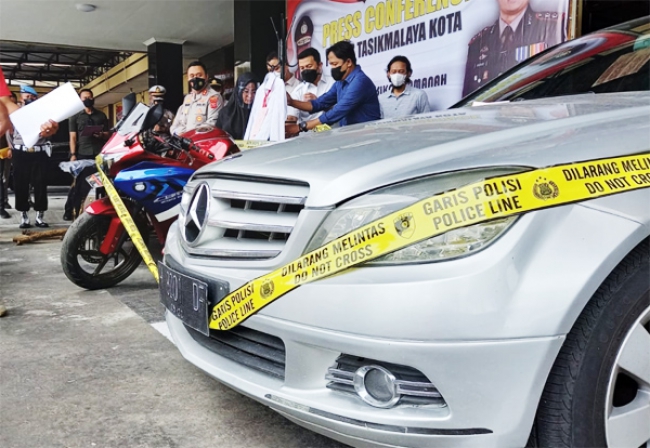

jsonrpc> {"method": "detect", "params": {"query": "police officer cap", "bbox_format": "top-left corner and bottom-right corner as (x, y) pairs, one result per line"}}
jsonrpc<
(211, 77), (223, 88)
(148, 85), (166, 97)
(20, 85), (38, 96)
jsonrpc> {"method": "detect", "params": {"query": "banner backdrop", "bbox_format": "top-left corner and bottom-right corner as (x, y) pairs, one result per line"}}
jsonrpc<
(287, 0), (569, 111)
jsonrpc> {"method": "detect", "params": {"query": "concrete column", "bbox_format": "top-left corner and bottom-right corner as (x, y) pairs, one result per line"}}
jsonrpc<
(234, 0), (286, 80)
(144, 39), (185, 112)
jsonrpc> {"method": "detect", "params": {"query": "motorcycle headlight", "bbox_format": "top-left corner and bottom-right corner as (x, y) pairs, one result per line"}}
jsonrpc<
(304, 168), (523, 265)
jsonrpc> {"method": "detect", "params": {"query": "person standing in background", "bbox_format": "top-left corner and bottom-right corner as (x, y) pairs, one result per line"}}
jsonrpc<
(170, 61), (224, 135)
(286, 48), (335, 128)
(0, 92), (17, 218)
(266, 52), (300, 95)
(378, 56), (430, 119)
(64, 88), (110, 220)
(215, 73), (258, 140)
(286, 40), (380, 134)
(10, 86), (52, 229)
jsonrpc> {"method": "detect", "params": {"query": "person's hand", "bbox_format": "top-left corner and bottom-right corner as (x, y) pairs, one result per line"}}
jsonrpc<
(285, 122), (299, 138)
(6, 148), (11, 159)
(303, 93), (317, 101)
(70, 154), (77, 161)
(39, 119), (58, 138)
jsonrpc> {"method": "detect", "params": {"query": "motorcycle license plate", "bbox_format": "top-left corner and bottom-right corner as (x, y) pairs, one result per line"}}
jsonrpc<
(85, 172), (103, 188)
(159, 262), (209, 336)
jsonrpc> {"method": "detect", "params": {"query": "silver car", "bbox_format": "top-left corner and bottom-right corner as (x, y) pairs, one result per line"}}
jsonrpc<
(161, 91), (650, 448)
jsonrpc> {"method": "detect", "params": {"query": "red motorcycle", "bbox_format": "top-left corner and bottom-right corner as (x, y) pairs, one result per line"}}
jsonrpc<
(61, 94), (239, 289)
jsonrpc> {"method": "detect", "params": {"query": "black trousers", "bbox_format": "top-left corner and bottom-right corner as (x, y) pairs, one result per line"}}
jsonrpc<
(12, 150), (48, 212)
(64, 164), (95, 216)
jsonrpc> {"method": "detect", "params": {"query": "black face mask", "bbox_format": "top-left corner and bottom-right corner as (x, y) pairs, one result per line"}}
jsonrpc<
(189, 77), (206, 91)
(330, 65), (346, 81)
(301, 69), (318, 84)
(24, 98), (36, 105)
(83, 98), (94, 108)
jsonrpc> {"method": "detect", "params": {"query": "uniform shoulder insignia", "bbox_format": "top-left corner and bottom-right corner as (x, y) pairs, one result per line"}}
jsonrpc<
(209, 95), (222, 109)
(469, 27), (490, 45)
(536, 11), (562, 20)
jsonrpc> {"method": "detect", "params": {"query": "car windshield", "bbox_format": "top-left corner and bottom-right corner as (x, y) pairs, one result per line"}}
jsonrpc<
(455, 17), (650, 106)
(117, 103), (150, 136)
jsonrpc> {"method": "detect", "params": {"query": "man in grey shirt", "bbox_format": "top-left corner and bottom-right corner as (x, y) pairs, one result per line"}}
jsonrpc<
(378, 56), (431, 119)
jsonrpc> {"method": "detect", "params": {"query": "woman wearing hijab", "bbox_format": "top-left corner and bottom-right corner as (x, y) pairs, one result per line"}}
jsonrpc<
(215, 73), (258, 139)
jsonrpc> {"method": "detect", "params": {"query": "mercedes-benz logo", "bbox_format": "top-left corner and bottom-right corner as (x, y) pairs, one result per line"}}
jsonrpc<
(182, 182), (210, 246)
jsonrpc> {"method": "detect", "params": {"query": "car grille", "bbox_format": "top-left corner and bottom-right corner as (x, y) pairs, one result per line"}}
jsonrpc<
(326, 355), (446, 406)
(186, 325), (286, 380)
(182, 174), (309, 259)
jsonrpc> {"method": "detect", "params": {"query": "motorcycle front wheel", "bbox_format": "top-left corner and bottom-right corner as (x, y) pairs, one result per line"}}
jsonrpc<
(61, 212), (148, 290)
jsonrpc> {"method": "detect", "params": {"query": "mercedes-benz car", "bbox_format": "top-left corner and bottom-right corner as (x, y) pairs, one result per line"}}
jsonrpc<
(161, 89), (649, 448)
(159, 16), (650, 448)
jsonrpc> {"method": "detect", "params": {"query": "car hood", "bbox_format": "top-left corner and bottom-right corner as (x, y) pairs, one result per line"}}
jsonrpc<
(196, 92), (650, 207)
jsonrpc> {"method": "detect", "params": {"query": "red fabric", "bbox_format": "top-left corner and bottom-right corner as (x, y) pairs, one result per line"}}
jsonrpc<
(0, 68), (10, 97)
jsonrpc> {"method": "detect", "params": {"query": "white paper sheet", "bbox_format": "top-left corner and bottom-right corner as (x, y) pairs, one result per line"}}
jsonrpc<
(10, 82), (84, 148)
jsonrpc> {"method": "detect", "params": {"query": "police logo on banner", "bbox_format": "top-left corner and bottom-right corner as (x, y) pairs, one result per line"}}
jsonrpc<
(261, 279), (275, 299)
(394, 213), (415, 239)
(533, 177), (560, 200)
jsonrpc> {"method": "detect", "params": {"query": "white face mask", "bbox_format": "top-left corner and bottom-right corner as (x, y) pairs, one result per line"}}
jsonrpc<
(390, 73), (407, 87)
(272, 71), (282, 79)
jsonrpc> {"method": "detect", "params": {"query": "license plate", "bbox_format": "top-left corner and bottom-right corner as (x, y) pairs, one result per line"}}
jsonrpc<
(85, 172), (103, 188)
(159, 262), (210, 336)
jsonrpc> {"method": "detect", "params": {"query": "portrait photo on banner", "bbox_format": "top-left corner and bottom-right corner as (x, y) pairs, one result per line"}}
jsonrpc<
(287, 0), (570, 110)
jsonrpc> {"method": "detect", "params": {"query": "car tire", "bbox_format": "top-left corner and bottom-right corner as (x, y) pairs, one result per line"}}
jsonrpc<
(530, 237), (650, 448)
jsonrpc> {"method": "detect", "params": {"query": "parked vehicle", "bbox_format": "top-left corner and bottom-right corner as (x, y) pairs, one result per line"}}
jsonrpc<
(160, 89), (650, 447)
(61, 94), (238, 290)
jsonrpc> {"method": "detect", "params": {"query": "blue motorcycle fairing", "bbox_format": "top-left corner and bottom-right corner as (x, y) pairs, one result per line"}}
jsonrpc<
(113, 162), (194, 220)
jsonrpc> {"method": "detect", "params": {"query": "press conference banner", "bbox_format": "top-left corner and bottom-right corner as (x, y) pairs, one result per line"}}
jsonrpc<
(286, 0), (570, 110)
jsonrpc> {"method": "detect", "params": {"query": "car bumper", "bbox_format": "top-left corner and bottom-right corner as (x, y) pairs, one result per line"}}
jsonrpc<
(164, 203), (645, 448)
(167, 310), (564, 448)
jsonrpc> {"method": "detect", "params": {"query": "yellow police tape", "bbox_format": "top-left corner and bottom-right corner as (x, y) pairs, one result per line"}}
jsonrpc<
(95, 155), (159, 282)
(209, 153), (650, 331)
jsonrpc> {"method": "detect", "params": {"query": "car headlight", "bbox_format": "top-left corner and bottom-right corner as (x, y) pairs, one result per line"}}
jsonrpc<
(304, 168), (523, 265)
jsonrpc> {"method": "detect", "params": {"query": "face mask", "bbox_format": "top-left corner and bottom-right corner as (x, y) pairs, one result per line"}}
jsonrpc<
(301, 69), (318, 84)
(24, 98), (36, 105)
(83, 98), (94, 108)
(389, 73), (407, 88)
(331, 65), (346, 81)
(189, 77), (206, 91)
(272, 71), (282, 79)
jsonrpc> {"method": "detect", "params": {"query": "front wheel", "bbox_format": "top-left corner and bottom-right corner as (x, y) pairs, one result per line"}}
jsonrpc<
(61, 212), (147, 290)
(531, 238), (650, 448)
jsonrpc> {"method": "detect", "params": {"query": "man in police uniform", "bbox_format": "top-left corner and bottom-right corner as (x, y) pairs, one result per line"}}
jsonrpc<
(462, 0), (565, 96)
(10, 86), (51, 228)
(170, 61), (223, 135)
(148, 85), (175, 134)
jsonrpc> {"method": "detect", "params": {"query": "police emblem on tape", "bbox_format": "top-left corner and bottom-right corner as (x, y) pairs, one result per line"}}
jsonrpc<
(394, 213), (415, 239)
(533, 177), (560, 200)
(260, 279), (275, 299)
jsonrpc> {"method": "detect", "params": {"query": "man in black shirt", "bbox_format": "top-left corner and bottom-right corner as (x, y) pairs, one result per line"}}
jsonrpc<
(64, 88), (110, 220)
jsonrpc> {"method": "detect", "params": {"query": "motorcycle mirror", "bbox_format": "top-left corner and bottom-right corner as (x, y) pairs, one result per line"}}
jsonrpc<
(142, 103), (164, 131)
(121, 93), (137, 118)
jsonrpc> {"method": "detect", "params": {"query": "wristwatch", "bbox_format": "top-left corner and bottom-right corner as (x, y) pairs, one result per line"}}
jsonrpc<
(298, 121), (308, 133)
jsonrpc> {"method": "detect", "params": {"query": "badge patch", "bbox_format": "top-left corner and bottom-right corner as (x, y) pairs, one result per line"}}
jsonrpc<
(260, 279), (275, 299)
(394, 213), (415, 239)
(196, 115), (204, 122)
(533, 177), (560, 200)
(209, 96), (221, 109)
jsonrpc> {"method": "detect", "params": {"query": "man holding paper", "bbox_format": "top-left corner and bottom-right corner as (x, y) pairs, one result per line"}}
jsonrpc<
(64, 88), (110, 220)
(9, 86), (52, 229)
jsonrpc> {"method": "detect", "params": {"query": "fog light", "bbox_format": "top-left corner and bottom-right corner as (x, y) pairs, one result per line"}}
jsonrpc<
(353, 365), (399, 408)
(133, 182), (146, 192)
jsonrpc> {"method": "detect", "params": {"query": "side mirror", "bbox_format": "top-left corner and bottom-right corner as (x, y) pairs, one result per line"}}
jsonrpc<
(121, 93), (137, 118)
(142, 103), (164, 131)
